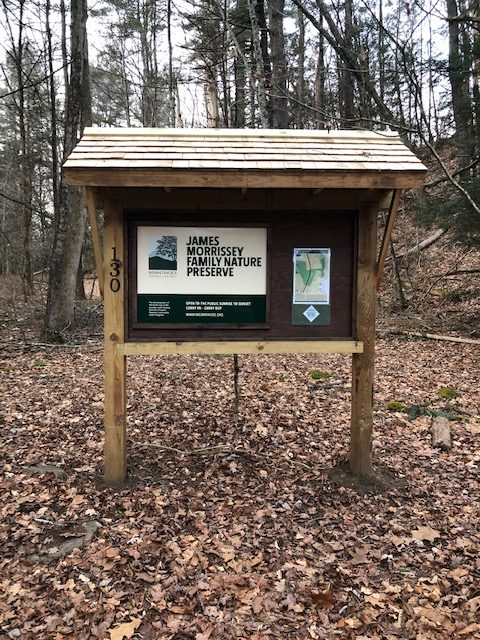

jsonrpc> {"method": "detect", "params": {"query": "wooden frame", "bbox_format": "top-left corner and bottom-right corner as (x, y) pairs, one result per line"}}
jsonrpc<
(64, 127), (426, 486)
(119, 341), (363, 356)
(85, 187), (104, 296)
(351, 202), (378, 476)
(103, 200), (127, 485)
(67, 168), (425, 190)
(376, 189), (401, 290)
(101, 198), (371, 485)
(125, 209), (356, 342)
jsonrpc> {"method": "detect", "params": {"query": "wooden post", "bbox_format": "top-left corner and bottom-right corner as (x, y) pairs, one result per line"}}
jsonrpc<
(103, 200), (127, 485)
(85, 187), (104, 296)
(376, 189), (401, 291)
(350, 202), (378, 478)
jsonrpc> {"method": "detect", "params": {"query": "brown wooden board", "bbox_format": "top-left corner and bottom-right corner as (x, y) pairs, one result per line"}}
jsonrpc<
(126, 210), (356, 341)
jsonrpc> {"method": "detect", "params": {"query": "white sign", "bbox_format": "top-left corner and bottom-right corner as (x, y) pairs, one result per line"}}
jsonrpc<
(136, 226), (267, 324)
(137, 226), (267, 295)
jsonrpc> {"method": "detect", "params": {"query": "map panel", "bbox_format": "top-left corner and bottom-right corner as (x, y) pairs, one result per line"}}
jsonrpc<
(293, 248), (331, 305)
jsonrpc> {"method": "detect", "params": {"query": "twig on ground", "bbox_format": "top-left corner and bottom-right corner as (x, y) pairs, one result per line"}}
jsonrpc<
(396, 331), (480, 345)
(139, 441), (313, 469)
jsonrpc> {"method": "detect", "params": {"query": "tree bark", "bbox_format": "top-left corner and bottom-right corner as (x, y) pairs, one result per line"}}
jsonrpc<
(296, 8), (306, 128)
(167, 0), (175, 126)
(472, 2), (480, 147)
(45, 0), (90, 339)
(314, 20), (326, 127)
(10, 0), (33, 296)
(269, 0), (288, 128)
(46, 0), (59, 228)
(256, 0), (272, 123)
(342, 0), (355, 126)
(205, 79), (220, 127)
(447, 0), (474, 166)
(233, 0), (248, 127)
(247, 0), (269, 127)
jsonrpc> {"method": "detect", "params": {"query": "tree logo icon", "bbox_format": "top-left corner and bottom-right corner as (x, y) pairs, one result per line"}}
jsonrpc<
(149, 235), (177, 270)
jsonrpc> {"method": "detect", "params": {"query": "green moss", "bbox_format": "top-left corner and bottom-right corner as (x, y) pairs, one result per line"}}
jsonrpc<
(0, 364), (17, 372)
(437, 386), (457, 400)
(387, 400), (408, 412)
(309, 370), (332, 380)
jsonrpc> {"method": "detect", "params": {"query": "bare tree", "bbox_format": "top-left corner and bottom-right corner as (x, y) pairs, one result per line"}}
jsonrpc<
(2, 0), (33, 295)
(269, 0), (288, 127)
(446, 0), (475, 167)
(45, 0), (91, 339)
(247, 0), (269, 126)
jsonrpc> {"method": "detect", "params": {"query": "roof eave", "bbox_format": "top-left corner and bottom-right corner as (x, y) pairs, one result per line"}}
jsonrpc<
(64, 167), (427, 190)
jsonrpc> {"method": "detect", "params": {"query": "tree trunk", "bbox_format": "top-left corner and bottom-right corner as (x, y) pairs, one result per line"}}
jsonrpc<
(342, 0), (355, 126)
(378, 0), (385, 105)
(314, 21), (326, 128)
(256, 0), (272, 123)
(247, 0), (269, 127)
(471, 2), (480, 155)
(44, 0), (90, 339)
(233, 0), (248, 127)
(14, 0), (33, 296)
(167, 0), (175, 126)
(269, 0), (288, 128)
(220, 0), (231, 127)
(46, 0), (60, 227)
(296, 8), (306, 128)
(446, 0), (474, 166)
(60, 0), (69, 90)
(205, 79), (220, 127)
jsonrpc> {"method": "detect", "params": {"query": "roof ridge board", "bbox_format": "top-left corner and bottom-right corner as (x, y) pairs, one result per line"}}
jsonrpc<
(71, 152), (424, 163)
(75, 153), (413, 163)
(82, 127), (400, 141)
(81, 143), (406, 153)
(75, 141), (408, 152)
(81, 136), (403, 147)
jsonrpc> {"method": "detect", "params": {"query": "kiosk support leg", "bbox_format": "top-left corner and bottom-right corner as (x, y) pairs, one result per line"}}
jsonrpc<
(350, 202), (377, 478)
(103, 201), (127, 485)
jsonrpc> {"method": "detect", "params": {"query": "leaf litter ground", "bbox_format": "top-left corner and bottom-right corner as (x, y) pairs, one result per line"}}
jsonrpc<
(1, 329), (479, 639)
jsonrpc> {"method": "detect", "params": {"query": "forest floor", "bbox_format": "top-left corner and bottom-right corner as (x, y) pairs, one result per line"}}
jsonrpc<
(0, 223), (479, 640)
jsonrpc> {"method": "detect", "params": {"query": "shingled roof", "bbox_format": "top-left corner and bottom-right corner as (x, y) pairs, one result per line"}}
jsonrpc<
(64, 127), (427, 189)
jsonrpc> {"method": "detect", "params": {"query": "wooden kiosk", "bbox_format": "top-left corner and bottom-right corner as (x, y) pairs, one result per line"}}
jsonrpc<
(64, 128), (427, 485)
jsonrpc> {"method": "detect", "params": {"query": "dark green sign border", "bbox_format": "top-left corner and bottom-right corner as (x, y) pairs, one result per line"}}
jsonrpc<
(138, 294), (266, 324)
(291, 304), (331, 326)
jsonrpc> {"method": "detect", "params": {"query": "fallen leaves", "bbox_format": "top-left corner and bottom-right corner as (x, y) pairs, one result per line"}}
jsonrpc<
(108, 618), (141, 640)
(1, 332), (480, 639)
(390, 525), (441, 546)
(411, 526), (441, 543)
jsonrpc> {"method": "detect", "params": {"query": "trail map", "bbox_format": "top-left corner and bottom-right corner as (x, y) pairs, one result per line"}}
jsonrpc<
(293, 248), (331, 304)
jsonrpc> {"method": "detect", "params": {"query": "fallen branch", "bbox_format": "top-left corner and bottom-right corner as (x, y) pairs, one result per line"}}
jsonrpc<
(139, 442), (312, 468)
(0, 341), (102, 351)
(386, 229), (447, 263)
(432, 268), (480, 278)
(397, 331), (480, 345)
(138, 442), (231, 455)
(425, 156), (480, 189)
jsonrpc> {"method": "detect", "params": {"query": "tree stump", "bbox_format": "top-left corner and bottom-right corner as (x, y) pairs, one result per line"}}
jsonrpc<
(431, 416), (451, 450)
